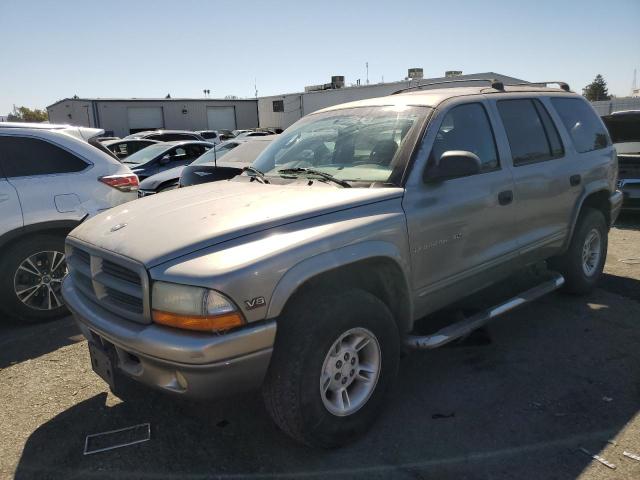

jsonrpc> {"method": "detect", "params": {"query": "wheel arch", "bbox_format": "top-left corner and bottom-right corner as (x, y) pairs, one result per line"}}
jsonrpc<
(0, 219), (82, 252)
(565, 187), (611, 250)
(267, 241), (413, 333)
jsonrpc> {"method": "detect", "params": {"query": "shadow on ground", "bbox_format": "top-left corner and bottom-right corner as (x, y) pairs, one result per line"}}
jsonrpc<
(0, 315), (82, 369)
(14, 288), (640, 479)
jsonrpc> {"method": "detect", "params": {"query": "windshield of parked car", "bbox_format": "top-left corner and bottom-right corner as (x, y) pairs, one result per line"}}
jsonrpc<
(190, 142), (237, 165)
(122, 144), (170, 165)
(251, 105), (427, 184)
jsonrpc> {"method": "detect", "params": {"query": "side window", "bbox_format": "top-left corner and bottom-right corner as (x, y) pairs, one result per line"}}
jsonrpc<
(429, 103), (499, 172)
(550, 98), (610, 153)
(497, 99), (564, 166)
(0, 136), (88, 178)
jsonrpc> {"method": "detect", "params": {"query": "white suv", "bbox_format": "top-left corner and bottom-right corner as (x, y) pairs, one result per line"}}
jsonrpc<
(0, 122), (138, 322)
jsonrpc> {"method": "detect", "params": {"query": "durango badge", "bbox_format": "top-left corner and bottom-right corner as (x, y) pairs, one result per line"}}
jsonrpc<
(110, 223), (127, 232)
(244, 296), (266, 310)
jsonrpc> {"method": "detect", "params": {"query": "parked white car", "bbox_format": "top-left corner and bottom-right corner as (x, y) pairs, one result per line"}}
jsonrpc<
(0, 122), (138, 322)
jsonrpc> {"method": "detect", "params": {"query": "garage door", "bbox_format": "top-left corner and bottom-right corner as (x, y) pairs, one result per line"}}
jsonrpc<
(127, 107), (164, 133)
(207, 107), (236, 130)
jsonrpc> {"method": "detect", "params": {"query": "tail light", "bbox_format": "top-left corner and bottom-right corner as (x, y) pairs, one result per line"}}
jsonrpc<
(99, 174), (139, 192)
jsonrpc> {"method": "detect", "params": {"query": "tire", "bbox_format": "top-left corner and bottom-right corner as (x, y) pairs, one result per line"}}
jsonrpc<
(549, 208), (608, 295)
(262, 288), (400, 448)
(0, 234), (68, 322)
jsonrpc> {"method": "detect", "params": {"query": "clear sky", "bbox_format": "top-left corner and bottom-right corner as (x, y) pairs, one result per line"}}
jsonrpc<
(1, 0), (638, 115)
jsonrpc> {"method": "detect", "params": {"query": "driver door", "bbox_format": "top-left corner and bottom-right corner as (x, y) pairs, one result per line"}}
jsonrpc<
(402, 99), (519, 317)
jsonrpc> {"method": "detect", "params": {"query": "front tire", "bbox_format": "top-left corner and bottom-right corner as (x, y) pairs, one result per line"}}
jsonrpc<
(0, 235), (68, 322)
(262, 288), (400, 448)
(549, 208), (608, 294)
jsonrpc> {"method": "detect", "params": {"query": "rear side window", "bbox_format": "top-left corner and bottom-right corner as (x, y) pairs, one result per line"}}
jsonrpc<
(429, 103), (499, 172)
(497, 99), (564, 166)
(0, 136), (88, 178)
(550, 98), (610, 153)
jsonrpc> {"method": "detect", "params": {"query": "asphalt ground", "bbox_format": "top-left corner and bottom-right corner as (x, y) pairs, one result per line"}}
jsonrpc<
(1, 213), (639, 479)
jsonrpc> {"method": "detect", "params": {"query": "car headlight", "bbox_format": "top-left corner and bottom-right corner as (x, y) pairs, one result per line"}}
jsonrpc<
(151, 281), (244, 332)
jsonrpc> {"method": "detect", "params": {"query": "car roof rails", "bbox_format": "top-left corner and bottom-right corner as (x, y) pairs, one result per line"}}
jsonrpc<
(392, 78), (505, 95)
(509, 81), (571, 92)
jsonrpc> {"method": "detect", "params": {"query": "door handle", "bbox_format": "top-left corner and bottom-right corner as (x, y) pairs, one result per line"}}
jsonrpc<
(498, 190), (513, 206)
(570, 174), (581, 186)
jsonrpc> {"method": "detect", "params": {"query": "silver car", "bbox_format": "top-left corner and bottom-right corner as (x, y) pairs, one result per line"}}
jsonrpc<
(63, 82), (622, 447)
(0, 122), (138, 322)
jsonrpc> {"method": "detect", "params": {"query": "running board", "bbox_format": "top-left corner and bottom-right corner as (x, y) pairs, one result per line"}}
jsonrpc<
(404, 273), (565, 350)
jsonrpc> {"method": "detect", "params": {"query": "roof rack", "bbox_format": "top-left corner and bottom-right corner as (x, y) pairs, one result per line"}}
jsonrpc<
(509, 81), (571, 92)
(392, 78), (505, 95)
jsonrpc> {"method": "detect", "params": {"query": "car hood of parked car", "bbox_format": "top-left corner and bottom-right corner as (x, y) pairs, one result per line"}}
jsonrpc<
(139, 165), (186, 190)
(69, 179), (404, 268)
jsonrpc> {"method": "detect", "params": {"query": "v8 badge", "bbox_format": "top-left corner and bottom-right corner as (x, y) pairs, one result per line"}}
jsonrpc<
(244, 296), (266, 310)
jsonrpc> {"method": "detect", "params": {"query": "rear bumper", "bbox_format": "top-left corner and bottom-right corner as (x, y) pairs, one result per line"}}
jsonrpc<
(62, 278), (276, 399)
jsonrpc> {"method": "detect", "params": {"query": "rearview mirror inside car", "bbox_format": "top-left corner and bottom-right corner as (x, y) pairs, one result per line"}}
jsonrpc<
(425, 150), (481, 182)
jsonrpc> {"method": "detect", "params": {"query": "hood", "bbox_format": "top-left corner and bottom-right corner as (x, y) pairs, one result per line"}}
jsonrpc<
(69, 180), (404, 267)
(139, 166), (186, 190)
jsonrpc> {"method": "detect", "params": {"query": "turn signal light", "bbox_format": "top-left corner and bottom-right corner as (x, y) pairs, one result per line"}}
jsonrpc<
(152, 310), (245, 332)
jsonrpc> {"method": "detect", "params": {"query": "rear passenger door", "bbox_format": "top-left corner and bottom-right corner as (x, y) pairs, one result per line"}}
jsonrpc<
(0, 135), (90, 226)
(403, 99), (519, 316)
(0, 153), (23, 238)
(492, 97), (576, 261)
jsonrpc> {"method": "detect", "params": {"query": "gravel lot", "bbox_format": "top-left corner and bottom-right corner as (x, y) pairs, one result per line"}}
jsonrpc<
(1, 214), (639, 480)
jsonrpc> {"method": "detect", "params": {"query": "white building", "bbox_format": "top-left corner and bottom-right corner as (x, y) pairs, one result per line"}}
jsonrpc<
(258, 71), (528, 130)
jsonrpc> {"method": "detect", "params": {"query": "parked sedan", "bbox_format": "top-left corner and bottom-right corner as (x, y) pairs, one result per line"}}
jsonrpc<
(102, 138), (159, 160)
(180, 136), (274, 187)
(136, 137), (272, 195)
(122, 141), (213, 181)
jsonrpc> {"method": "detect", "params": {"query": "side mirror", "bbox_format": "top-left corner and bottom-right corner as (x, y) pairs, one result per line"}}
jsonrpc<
(159, 154), (171, 165)
(425, 150), (481, 182)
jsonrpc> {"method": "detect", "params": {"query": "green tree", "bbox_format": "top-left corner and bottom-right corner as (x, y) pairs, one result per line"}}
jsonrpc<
(7, 106), (49, 123)
(582, 74), (611, 101)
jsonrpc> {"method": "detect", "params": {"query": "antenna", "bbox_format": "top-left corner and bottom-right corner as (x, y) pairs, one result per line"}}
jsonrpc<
(633, 69), (638, 96)
(366, 62), (369, 85)
(254, 78), (258, 99)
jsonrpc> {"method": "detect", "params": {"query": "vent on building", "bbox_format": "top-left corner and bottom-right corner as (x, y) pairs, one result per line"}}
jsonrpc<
(445, 70), (463, 78)
(407, 68), (423, 80)
(331, 76), (345, 89)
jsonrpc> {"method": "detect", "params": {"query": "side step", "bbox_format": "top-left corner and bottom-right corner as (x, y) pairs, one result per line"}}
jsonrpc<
(404, 272), (565, 350)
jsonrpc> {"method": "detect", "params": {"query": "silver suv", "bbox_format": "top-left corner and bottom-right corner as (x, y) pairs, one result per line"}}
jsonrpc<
(0, 123), (138, 322)
(62, 82), (622, 447)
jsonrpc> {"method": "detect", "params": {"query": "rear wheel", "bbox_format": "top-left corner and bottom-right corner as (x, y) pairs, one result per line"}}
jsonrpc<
(262, 288), (400, 448)
(549, 208), (608, 294)
(0, 235), (68, 322)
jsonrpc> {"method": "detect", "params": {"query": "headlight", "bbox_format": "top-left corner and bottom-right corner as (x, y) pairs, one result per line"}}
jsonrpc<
(151, 281), (244, 332)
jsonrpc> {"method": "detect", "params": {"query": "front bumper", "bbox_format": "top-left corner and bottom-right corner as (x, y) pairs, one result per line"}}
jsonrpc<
(617, 180), (640, 211)
(62, 278), (276, 399)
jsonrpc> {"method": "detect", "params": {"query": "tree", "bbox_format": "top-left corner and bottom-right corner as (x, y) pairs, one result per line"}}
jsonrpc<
(7, 106), (49, 123)
(583, 74), (611, 101)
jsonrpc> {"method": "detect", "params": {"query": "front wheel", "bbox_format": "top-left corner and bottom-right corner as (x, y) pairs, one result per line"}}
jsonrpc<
(0, 235), (68, 322)
(549, 208), (608, 294)
(262, 289), (400, 448)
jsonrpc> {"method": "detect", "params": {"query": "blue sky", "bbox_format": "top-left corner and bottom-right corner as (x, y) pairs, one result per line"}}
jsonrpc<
(0, 0), (638, 115)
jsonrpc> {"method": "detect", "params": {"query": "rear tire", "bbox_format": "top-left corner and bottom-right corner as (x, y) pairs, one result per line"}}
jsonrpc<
(262, 288), (400, 448)
(549, 208), (607, 294)
(0, 234), (68, 322)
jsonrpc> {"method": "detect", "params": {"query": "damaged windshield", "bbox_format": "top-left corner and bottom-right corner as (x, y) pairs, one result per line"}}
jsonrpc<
(251, 105), (428, 185)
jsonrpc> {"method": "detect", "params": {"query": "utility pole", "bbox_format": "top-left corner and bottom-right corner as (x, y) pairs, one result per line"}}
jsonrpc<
(632, 69), (637, 96)
(366, 62), (369, 85)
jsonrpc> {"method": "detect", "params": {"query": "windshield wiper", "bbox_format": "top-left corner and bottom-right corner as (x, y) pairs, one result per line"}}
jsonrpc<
(243, 166), (269, 184)
(277, 168), (351, 188)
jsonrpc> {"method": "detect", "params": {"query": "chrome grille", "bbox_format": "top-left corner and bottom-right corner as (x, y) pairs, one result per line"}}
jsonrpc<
(66, 240), (150, 324)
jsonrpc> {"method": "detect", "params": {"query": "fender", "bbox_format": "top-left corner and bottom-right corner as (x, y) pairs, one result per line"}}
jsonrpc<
(266, 240), (412, 321)
(564, 180), (611, 251)
(0, 218), (86, 250)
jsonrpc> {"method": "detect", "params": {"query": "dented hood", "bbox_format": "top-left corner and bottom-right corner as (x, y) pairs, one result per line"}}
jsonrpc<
(69, 179), (403, 267)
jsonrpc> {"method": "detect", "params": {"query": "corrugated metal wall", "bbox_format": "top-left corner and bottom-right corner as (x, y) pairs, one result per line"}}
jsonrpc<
(592, 98), (640, 115)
